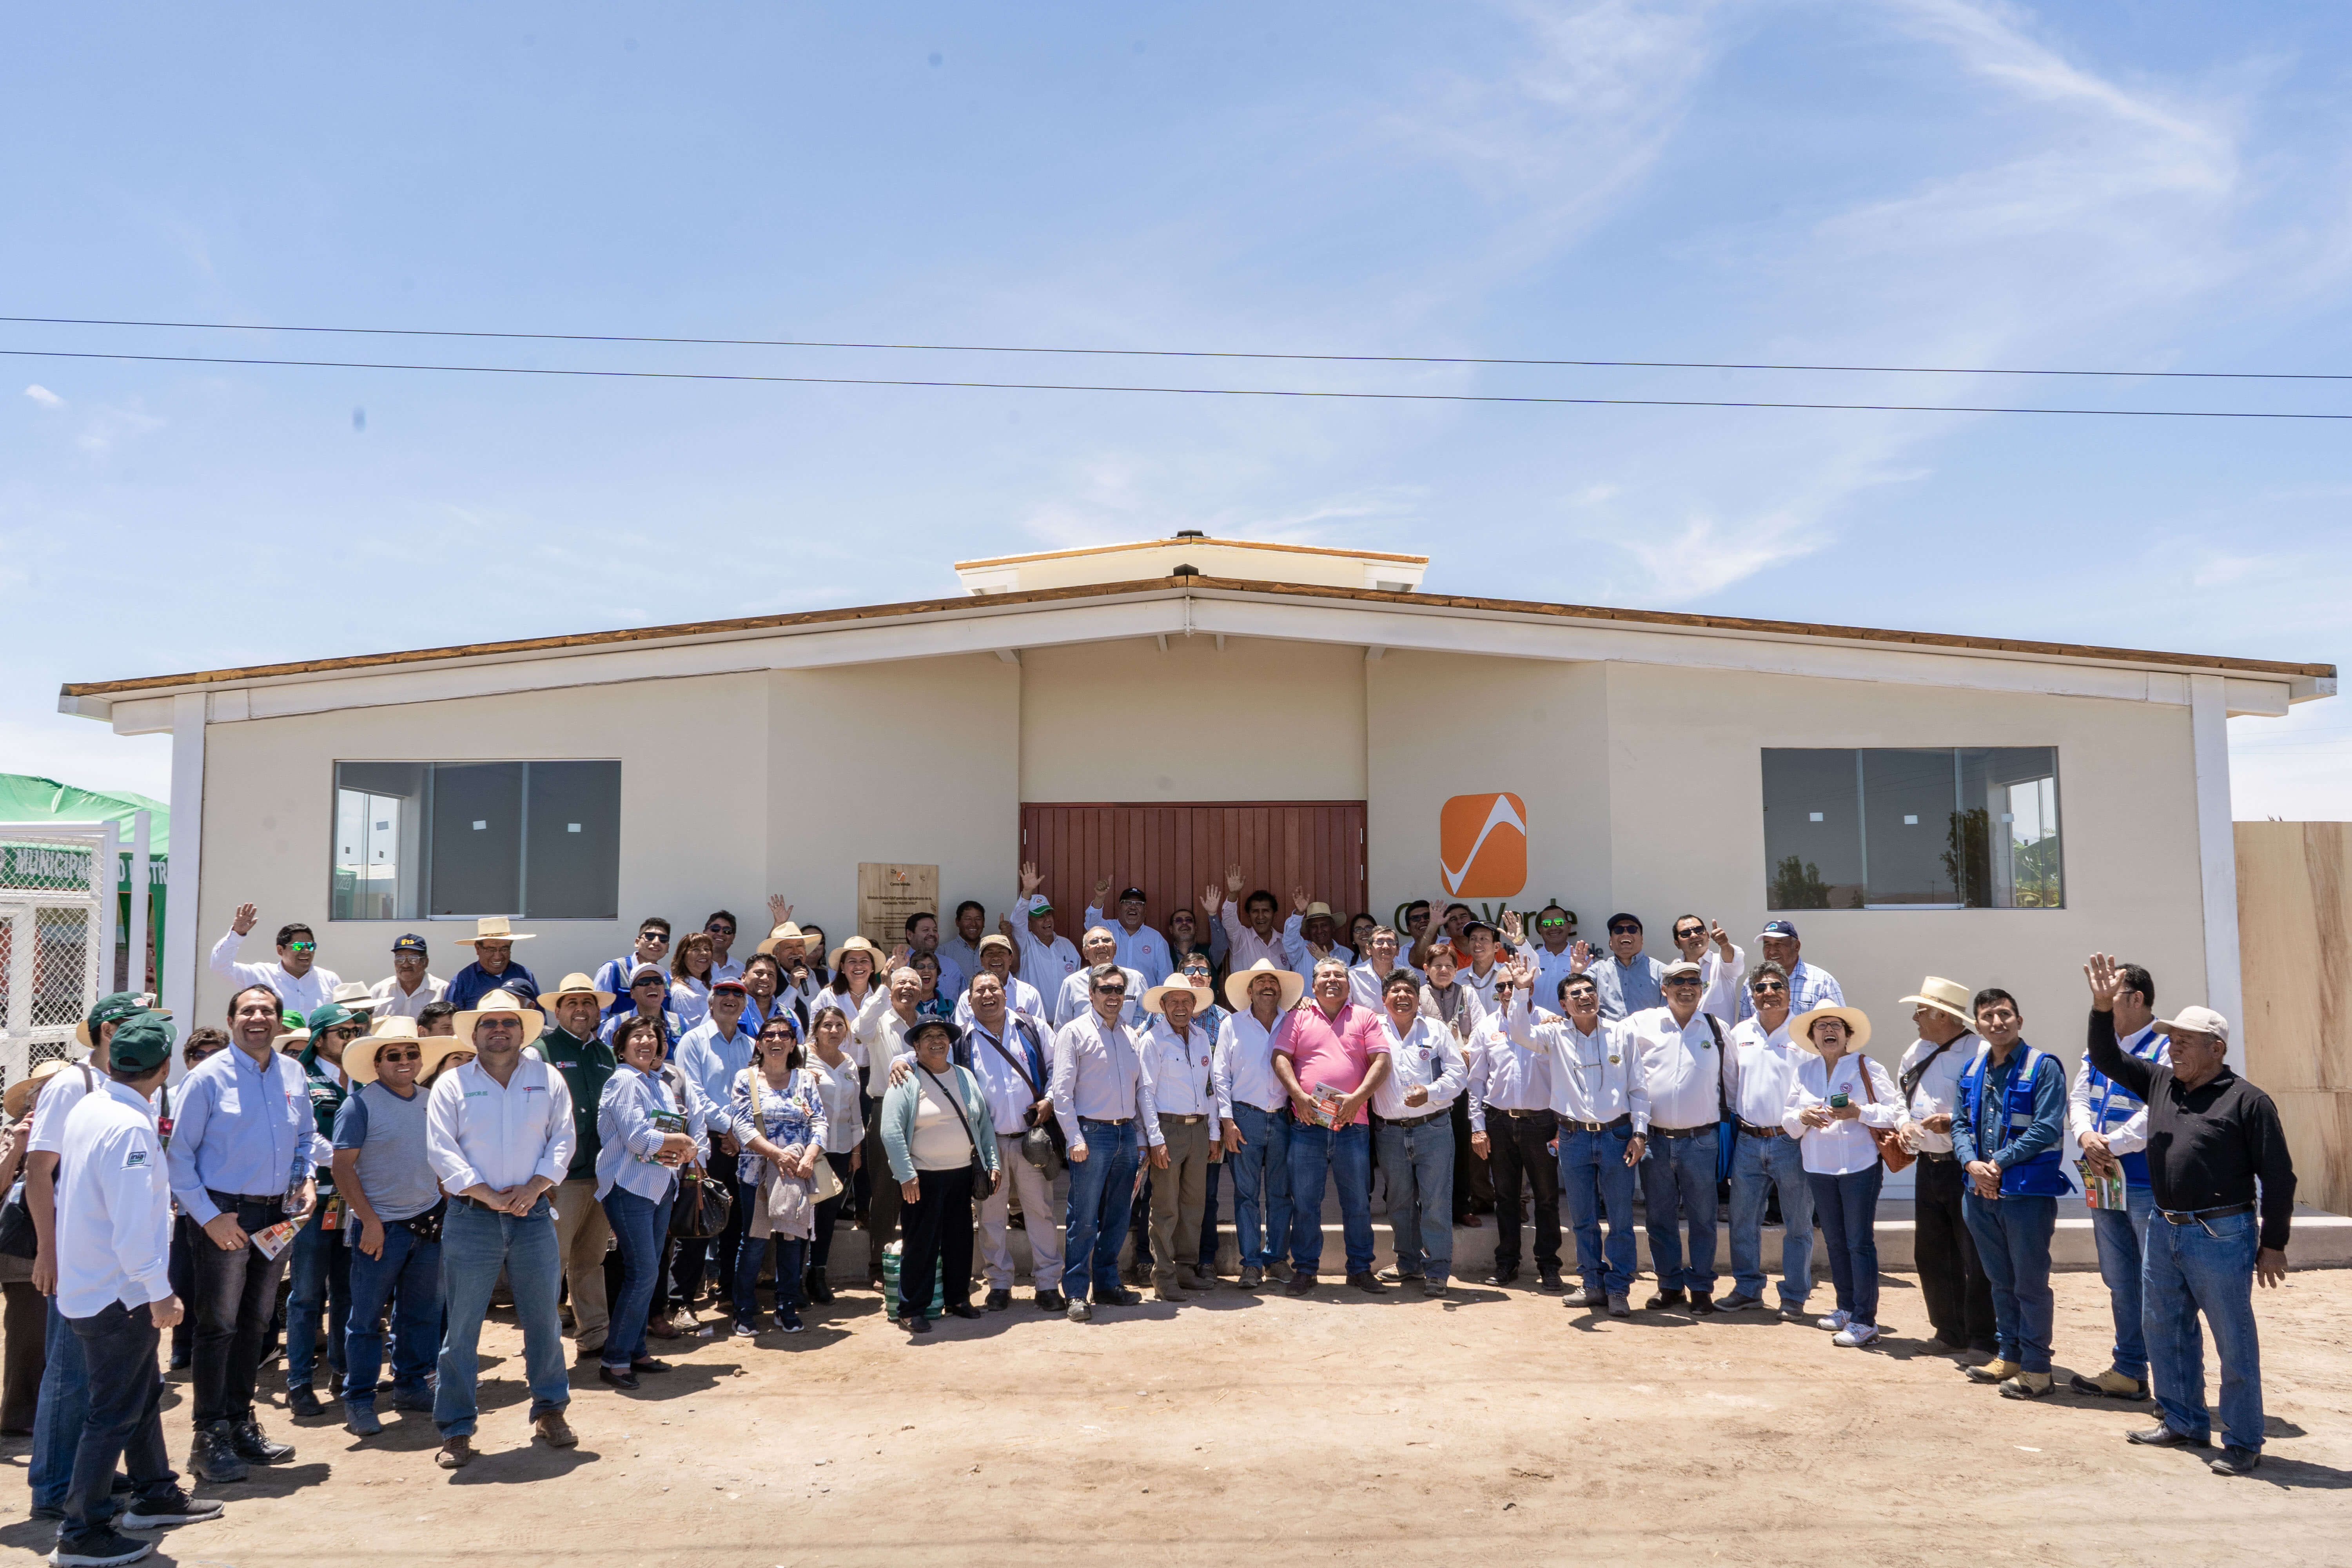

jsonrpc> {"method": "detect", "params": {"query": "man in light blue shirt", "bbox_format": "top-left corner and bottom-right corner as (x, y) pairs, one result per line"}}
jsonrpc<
(1586, 913), (1665, 1022)
(670, 980), (760, 1318)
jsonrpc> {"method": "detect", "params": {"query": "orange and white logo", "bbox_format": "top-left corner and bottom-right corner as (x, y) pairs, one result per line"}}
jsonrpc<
(1438, 793), (1526, 898)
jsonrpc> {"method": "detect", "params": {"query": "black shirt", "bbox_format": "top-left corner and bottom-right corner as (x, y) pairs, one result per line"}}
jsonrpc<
(2085, 1009), (2296, 1251)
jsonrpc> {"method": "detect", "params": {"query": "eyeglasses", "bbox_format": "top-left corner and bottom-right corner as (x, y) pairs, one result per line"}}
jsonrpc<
(707, 925), (735, 937)
(288, 940), (317, 955)
(640, 933), (671, 946)
(1537, 918), (1568, 928)
(1607, 924), (1640, 936)
(1751, 980), (1788, 995)
(1673, 927), (1704, 941)
(376, 1049), (423, 1063)
(1664, 977), (1702, 988)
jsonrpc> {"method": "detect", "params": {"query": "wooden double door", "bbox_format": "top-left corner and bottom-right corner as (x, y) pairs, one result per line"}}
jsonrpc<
(1019, 801), (1368, 938)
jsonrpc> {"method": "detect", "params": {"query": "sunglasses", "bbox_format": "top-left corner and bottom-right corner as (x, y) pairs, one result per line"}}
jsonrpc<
(1538, 918), (1568, 928)
(1094, 985), (1128, 996)
(1664, 977), (1703, 988)
(289, 940), (317, 955)
(1673, 928), (1704, 940)
(640, 933), (671, 946)
(376, 1048), (423, 1063)
(1608, 924), (1640, 936)
(707, 924), (735, 936)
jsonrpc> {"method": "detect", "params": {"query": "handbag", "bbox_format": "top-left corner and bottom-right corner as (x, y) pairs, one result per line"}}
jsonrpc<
(669, 1168), (734, 1239)
(917, 1064), (994, 1195)
(0, 1179), (35, 1260)
(976, 1021), (1062, 1179)
(751, 1069), (844, 1205)
(1853, 1054), (1914, 1174)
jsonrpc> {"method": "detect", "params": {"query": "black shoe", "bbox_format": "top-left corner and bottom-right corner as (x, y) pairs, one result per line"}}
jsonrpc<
(188, 1422), (248, 1484)
(1484, 1266), (1521, 1288)
(1347, 1271), (1386, 1295)
(1689, 1293), (1717, 1316)
(47, 1526), (154, 1566)
(1097, 1287), (1142, 1308)
(120, 1486), (225, 1530)
(1715, 1292), (1765, 1313)
(166, 1349), (192, 1372)
(598, 1365), (641, 1390)
(230, 1416), (294, 1464)
(2128, 1424), (2211, 1449)
(1646, 1288), (1688, 1310)
(1606, 1293), (1631, 1318)
(906, 1314), (932, 1334)
(984, 1289), (1012, 1312)
(1284, 1271), (1318, 1296)
(1536, 1271), (1564, 1294)
(2209, 1446), (2262, 1476)
(630, 1357), (672, 1374)
(946, 1301), (983, 1320)
(392, 1387), (437, 1413)
(806, 1272), (836, 1305)
(1034, 1289), (1067, 1312)
(285, 1386), (325, 1419)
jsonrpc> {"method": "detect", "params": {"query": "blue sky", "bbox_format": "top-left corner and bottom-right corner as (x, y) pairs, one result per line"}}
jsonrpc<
(4, 1), (2348, 816)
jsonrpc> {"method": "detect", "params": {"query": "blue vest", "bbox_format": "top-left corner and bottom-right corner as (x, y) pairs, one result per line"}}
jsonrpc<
(2083, 1026), (2167, 1188)
(1958, 1044), (2071, 1198)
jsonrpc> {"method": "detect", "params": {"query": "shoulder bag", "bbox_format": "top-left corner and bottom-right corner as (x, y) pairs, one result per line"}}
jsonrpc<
(750, 1068), (842, 1206)
(661, 1072), (733, 1240)
(976, 1020), (1062, 1178)
(917, 1063), (994, 1196)
(1853, 1054), (1914, 1174)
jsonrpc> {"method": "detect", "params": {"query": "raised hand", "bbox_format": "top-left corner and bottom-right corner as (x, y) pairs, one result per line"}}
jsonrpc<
(1200, 884), (1223, 916)
(232, 902), (259, 936)
(1708, 919), (1733, 958)
(768, 894), (793, 924)
(1570, 938), (1595, 975)
(1226, 864), (1245, 895)
(2084, 953), (2126, 1012)
(1019, 862), (1043, 895)
(1291, 886), (1310, 915)
(999, 913), (1017, 938)
(1500, 910), (1524, 946)
(1093, 876), (1113, 904)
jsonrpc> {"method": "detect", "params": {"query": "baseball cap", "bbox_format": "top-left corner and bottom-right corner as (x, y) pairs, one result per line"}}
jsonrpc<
(1758, 920), (1800, 942)
(109, 1012), (177, 1073)
(2158, 1005), (2230, 1042)
(1661, 960), (1704, 981)
(1117, 886), (1146, 902)
(711, 978), (748, 995)
(391, 933), (429, 955)
(1018, 893), (1053, 916)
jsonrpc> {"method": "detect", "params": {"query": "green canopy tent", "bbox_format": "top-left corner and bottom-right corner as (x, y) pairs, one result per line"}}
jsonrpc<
(0, 774), (169, 991)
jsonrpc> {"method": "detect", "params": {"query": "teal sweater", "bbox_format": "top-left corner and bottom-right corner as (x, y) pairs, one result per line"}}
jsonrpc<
(879, 1062), (999, 1184)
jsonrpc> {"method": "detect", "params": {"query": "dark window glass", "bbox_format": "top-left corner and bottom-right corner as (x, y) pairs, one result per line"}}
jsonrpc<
(332, 760), (620, 920)
(525, 761), (621, 919)
(1764, 747), (2061, 910)
(1760, 750), (1863, 910)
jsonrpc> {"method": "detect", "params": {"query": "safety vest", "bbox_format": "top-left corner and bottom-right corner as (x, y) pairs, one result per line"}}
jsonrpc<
(2083, 1026), (2168, 1188)
(1958, 1043), (2071, 1198)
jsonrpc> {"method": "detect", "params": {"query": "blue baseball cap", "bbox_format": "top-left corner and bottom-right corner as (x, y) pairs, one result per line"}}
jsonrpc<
(391, 933), (429, 956)
(1758, 920), (1800, 941)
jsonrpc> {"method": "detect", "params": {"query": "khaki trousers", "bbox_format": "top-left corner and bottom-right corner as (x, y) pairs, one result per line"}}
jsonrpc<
(554, 1178), (614, 1352)
(1149, 1116), (1212, 1286)
(978, 1132), (1065, 1291)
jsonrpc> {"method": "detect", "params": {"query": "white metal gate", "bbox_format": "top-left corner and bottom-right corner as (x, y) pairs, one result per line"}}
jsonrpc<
(0, 821), (116, 1094)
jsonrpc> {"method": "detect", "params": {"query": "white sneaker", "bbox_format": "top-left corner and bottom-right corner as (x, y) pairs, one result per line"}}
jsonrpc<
(1832, 1322), (1880, 1348)
(1816, 1309), (1851, 1332)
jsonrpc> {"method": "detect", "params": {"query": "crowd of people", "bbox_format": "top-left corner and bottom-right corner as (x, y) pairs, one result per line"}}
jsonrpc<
(0, 864), (2303, 1564)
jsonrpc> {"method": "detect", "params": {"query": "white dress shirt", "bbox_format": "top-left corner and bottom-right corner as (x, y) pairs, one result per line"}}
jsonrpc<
(807, 1051), (866, 1155)
(953, 975), (1048, 1036)
(368, 972), (448, 1019)
(425, 1055), (575, 1195)
(1724, 1015), (1807, 1130)
(1348, 962), (1414, 1011)
(2069, 1023), (2170, 1155)
(1370, 1012), (1469, 1120)
(1467, 1011), (1552, 1131)
(54, 1079), (174, 1320)
(1014, 926), (1083, 994)
(670, 976), (712, 1031)
(1894, 1031), (1976, 1155)
(1504, 995), (1648, 1132)
(962, 1011), (1053, 1135)
(1699, 942), (1746, 1024)
(1217, 903), (1290, 973)
(851, 988), (918, 1097)
(1629, 1005), (1728, 1130)
(1213, 1008), (1294, 1118)
(1281, 918), (1354, 991)
(1781, 1051), (1901, 1176)
(711, 956), (745, 985)
(210, 929), (342, 1021)
(1052, 965), (1145, 1030)
(1514, 941), (1585, 1013)
(1139, 1016), (1220, 1133)
(1083, 906), (1174, 990)
(1455, 958), (1508, 1015)
(1739, 958), (1843, 1023)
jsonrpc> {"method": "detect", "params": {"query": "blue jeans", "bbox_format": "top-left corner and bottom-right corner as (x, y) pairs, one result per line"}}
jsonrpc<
(1287, 1121), (1373, 1276)
(343, 1219), (442, 1410)
(1064, 1118), (1142, 1302)
(1375, 1116), (1455, 1282)
(435, 1196), (570, 1437)
(1557, 1125), (1639, 1296)
(58, 1303), (174, 1556)
(2091, 1186), (2156, 1379)
(1964, 1192), (2056, 1372)
(736, 1234), (809, 1324)
(286, 1199), (352, 1391)
(1729, 1132), (1815, 1308)
(1640, 1131), (1719, 1293)
(2145, 1208), (2265, 1451)
(1226, 1103), (1290, 1270)
(602, 1184), (677, 1368)
(1808, 1165), (1883, 1324)
(30, 1295), (92, 1515)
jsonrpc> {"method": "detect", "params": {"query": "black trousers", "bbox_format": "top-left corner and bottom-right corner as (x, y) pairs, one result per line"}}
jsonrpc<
(166, 1214), (200, 1360)
(61, 1301), (174, 1550)
(809, 1150), (855, 1274)
(1914, 1154), (1996, 1345)
(1451, 1093), (1495, 1220)
(1, 1279), (43, 1433)
(1486, 1110), (1562, 1274)
(190, 1193), (291, 1426)
(898, 1165), (976, 1320)
(671, 1168), (748, 1306)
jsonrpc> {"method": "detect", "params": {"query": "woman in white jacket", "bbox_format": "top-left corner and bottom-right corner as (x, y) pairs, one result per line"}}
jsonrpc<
(1782, 1006), (1900, 1348)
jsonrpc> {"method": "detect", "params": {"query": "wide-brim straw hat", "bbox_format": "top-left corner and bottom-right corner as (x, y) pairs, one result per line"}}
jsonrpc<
(829, 934), (888, 972)
(540, 971), (617, 1009)
(1789, 1005), (1872, 1054)
(755, 921), (807, 957)
(454, 915), (535, 946)
(1898, 976), (1972, 1026)
(1143, 976), (1214, 1016)
(452, 988), (546, 1048)
(5, 1059), (69, 1121)
(1223, 958), (1305, 1013)
(345, 1015), (469, 1085)
(331, 981), (378, 1010)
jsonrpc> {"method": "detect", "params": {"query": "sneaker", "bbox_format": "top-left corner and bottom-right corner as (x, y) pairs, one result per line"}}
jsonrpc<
(2209, 1445), (2262, 1476)
(2128, 1424), (2211, 1449)
(1779, 1304), (1811, 1323)
(1646, 1289), (1688, 1310)
(733, 1318), (763, 1338)
(343, 1405), (383, 1437)
(1815, 1309), (1851, 1333)
(1998, 1370), (2054, 1400)
(1283, 1271), (1318, 1297)
(1688, 1292), (1717, 1316)
(1347, 1271), (1387, 1295)
(1536, 1272), (1564, 1294)
(534, 1410), (578, 1448)
(1831, 1322), (1880, 1348)
(1606, 1293), (1630, 1318)
(2069, 1367), (2150, 1400)
(1485, 1266), (1522, 1288)
(47, 1528), (154, 1566)
(1564, 1285), (1607, 1308)
(1235, 1267), (1264, 1290)
(188, 1423), (247, 1485)
(1066, 1298), (1092, 1323)
(984, 1288), (1012, 1312)
(119, 1488), (225, 1530)
(285, 1386), (325, 1419)
(1034, 1290), (1067, 1313)
(1421, 1278), (1449, 1299)
(392, 1387), (437, 1413)
(1376, 1267), (1425, 1285)
(436, 1436), (475, 1469)
(1714, 1292), (1764, 1313)
(780, 1311), (806, 1333)
(1965, 1357), (2022, 1385)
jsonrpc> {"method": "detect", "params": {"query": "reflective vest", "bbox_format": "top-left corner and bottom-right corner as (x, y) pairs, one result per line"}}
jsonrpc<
(2083, 1026), (2168, 1188)
(1958, 1043), (2071, 1198)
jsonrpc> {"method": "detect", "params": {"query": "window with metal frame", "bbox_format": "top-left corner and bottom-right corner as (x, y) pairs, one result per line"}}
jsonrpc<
(331, 760), (620, 920)
(1762, 747), (2062, 911)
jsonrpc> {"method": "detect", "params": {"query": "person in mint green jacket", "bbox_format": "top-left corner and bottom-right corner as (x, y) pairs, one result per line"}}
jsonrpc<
(880, 1020), (999, 1332)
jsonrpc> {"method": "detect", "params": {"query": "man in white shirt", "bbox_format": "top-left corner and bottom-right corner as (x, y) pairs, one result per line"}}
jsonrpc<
(1011, 864), (1083, 994)
(210, 902), (341, 1021)
(953, 934), (1048, 1034)
(1452, 922), (1509, 1016)
(1631, 960), (1729, 1313)
(1668, 915), (1746, 1025)
(368, 933), (446, 1020)
(1051, 966), (1166, 1321)
(423, 990), (577, 1469)
(51, 1013), (224, 1562)
(1467, 968), (1559, 1292)
(1348, 925), (1410, 1009)
(1740, 920), (1844, 1022)
(1372, 969), (1470, 1297)
(1052, 929), (1145, 1029)
(595, 918), (674, 1023)
(1207, 868), (1289, 973)
(1893, 975), (1994, 1356)
(1084, 880), (1173, 990)
(1503, 962), (1648, 1315)
(1212, 960), (1299, 1289)
(962, 972), (1065, 1314)
(1138, 973), (1221, 1301)
(2067, 960), (2169, 1399)
(1718, 962), (1815, 1318)
(671, 981), (759, 1321)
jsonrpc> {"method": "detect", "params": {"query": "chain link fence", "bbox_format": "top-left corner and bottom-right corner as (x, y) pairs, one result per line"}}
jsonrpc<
(0, 828), (110, 1096)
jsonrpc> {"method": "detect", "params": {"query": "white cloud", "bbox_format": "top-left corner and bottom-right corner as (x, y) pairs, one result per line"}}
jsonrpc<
(23, 385), (63, 408)
(0, 717), (172, 802)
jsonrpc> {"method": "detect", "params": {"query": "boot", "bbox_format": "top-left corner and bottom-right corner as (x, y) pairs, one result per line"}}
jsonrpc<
(189, 1421), (248, 1484)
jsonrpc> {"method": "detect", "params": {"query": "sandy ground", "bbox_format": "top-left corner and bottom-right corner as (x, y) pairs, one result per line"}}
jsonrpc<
(4, 1268), (2350, 1568)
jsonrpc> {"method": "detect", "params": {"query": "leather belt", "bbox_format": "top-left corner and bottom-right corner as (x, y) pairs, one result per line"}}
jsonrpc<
(1560, 1114), (1632, 1134)
(1737, 1120), (1786, 1139)
(1497, 1107), (1555, 1121)
(1915, 1151), (1956, 1164)
(1387, 1109), (1447, 1129)
(1648, 1121), (1719, 1140)
(2158, 1201), (2254, 1225)
(1160, 1113), (1208, 1124)
(1079, 1116), (1132, 1127)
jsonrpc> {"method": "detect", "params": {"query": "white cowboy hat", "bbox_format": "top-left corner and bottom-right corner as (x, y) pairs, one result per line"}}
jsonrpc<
(755, 921), (807, 957)
(1898, 976), (1973, 1026)
(331, 981), (378, 1010)
(1223, 958), (1305, 1013)
(1789, 1005), (1872, 1054)
(829, 934), (889, 972)
(452, 915), (535, 945)
(539, 971), (618, 1009)
(1143, 975), (1213, 1016)
(343, 1014), (469, 1085)
(452, 988), (546, 1048)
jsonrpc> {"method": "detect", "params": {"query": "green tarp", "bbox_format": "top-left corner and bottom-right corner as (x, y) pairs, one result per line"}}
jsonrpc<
(0, 774), (169, 988)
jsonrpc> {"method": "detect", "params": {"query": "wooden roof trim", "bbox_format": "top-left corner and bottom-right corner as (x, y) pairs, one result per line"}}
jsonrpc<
(59, 573), (2335, 699)
(952, 537), (1428, 570)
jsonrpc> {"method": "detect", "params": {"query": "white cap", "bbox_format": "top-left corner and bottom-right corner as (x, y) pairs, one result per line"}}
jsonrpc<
(1017, 893), (1052, 916)
(2157, 1005), (2230, 1043)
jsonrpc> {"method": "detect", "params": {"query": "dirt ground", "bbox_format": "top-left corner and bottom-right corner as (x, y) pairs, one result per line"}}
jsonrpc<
(4, 1268), (2350, 1568)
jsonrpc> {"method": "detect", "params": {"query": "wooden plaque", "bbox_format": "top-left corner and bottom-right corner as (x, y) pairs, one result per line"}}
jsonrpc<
(857, 862), (940, 948)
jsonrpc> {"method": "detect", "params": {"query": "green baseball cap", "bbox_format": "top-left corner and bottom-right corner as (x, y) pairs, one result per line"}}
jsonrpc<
(108, 1013), (177, 1073)
(75, 991), (166, 1050)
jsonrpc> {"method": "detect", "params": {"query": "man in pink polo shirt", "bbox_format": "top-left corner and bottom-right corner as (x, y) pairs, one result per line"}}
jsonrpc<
(1272, 958), (1392, 1296)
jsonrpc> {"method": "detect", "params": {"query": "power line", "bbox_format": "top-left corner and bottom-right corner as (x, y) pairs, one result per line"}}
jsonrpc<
(5, 345), (2349, 420)
(2, 312), (2346, 383)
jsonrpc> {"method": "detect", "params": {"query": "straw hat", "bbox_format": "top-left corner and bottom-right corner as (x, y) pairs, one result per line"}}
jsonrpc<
(1898, 976), (1973, 1026)
(1789, 1005), (1872, 1054)
(1223, 958), (1305, 1013)
(829, 934), (889, 972)
(452, 916), (535, 946)
(4, 1059), (69, 1121)
(452, 988), (546, 1048)
(344, 1015), (467, 1086)
(755, 921), (807, 957)
(540, 971), (617, 1009)
(331, 981), (378, 1011)
(1301, 901), (1336, 922)
(1143, 975), (1213, 1016)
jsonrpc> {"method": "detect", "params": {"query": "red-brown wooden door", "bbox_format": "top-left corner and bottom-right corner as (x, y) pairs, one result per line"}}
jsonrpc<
(1018, 801), (1368, 940)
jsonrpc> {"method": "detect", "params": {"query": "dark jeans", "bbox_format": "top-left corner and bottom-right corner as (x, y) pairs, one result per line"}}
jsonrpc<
(1913, 1155), (1995, 1346)
(1557, 1125), (1640, 1296)
(286, 1198), (352, 1391)
(1640, 1129), (1720, 1294)
(898, 1165), (977, 1319)
(602, 1185), (677, 1370)
(1450, 1092), (1494, 1219)
(60, 1301), (176, 1553)
(734, 1232), (809, 1321)
(191, 1192), (293, 1425)
(1484, 1110), (1561, 1274)
(1064, 1119), (1142, 1302)
(672, 1168), (748, 1308)
(1808, 1163), (1884, 1324)
(1287, 1121), (1374, 1276)
(2145, 1207), (2266, 1451)
(1199, 1156), (1223, 1272)
(29, 1295), (88, 1512)
(166, 1214), (199, 1361)
(809, 1150), (855, 1276)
